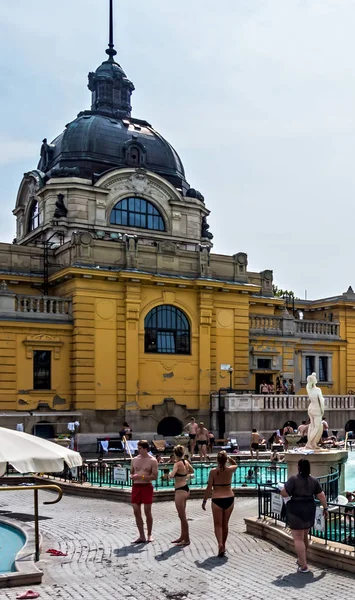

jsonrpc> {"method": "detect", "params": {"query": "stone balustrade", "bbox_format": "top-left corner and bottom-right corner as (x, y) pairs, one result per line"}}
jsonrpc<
(295, 319), (339, 337)
(249, 315), (283, 334)
(211, 393), (355, 412)
(0, 293), (72, 322)
(250, 315), (340, 339)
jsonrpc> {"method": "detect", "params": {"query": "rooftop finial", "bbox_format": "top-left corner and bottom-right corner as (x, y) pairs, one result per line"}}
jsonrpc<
(105, 0), (117, 61)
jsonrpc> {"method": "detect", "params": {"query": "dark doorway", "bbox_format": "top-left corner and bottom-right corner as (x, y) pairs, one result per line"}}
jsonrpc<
(282, 421), (298, 432)
(157, 417), (182, 437)
(345, 420), (355, 434)
(32, 421), (55, 439)
(255, 374), (273, 394)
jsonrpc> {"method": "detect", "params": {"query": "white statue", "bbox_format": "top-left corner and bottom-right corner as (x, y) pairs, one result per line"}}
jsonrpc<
(305, 372), (325, 450)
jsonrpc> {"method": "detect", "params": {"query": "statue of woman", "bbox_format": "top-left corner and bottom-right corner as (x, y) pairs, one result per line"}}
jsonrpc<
(305, 372), (325, 450)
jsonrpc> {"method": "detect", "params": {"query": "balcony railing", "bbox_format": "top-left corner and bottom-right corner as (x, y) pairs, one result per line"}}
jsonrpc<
(250, 315), (340, 339)
(1, 294), (72, 322)
(211, 393), (355, 412)
(249, 315), (282, 334)
(295, 319), (339, 337)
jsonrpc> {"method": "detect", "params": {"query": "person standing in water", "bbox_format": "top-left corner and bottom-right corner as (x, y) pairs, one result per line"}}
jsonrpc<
(130, 440), (158, 543)
(169, 445), (194, 546)
(202, 451), (239, 557)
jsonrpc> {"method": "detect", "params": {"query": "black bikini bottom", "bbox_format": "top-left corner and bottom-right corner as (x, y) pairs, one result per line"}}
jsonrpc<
(175, 485), (189, 493)
(212, 497), (234, 510)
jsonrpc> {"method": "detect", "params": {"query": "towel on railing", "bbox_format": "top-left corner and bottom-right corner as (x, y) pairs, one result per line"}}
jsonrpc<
(100, 440), (109, 453)
(124, 440), (139, 455)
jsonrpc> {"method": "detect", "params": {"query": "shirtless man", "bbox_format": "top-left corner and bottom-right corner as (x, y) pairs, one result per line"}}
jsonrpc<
(184, 417), (198, 456)
(250, 428), (260, 459)
(196, 422), (209, 461)
(130, 440), (158, 543)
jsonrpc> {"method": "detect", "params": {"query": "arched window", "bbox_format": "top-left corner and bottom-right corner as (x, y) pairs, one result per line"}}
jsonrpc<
(110, 197), (165, 231)
(125, 144), (141, 166)
(29, 201), (40, 231)
(145, 305), (190, 354)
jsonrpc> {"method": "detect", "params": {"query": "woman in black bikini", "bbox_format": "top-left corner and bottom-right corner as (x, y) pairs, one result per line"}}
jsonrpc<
(169, 445), (194, 546)
(202, 451), (239, 556)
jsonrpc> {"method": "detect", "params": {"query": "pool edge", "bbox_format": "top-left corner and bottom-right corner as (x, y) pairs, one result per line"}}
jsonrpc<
(0, 517), (43, 588)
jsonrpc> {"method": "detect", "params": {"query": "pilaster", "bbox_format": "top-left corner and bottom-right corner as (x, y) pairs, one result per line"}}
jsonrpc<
(125, 282), (141, 411)
(199, 290), (213, 409)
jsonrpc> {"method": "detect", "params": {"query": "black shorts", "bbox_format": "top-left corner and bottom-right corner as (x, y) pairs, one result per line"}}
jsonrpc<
(251, 443), (259, 450)
(198, 440), (207, 446)
(322, 431), (328, 439)
(189, 434), (196, 440)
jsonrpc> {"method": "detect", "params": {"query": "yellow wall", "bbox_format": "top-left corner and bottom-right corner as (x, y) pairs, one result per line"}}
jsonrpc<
(2, 272), (355, 417)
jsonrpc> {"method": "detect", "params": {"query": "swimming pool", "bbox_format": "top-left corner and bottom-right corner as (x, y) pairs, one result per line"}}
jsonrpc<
(345, 451), (355, 491)
(0, 522), (25, 573)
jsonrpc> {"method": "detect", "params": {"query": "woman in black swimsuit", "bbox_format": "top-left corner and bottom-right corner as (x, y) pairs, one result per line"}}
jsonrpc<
(169, 445), (194, 546)
(202, 451), (239, 556)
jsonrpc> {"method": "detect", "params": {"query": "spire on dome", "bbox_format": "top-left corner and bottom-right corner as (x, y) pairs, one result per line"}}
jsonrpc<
(87, 0), (135, 118)
(105, 0), (117, 62)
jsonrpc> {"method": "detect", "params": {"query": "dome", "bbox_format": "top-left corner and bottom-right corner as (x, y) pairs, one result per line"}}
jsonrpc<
(43, 112), (186, 189)
(36, 3), (189, 192)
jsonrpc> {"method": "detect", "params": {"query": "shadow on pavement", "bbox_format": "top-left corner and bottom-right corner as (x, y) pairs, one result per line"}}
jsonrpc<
(155, 546), (184, 561)
(114, 543), (147, 556)
(1, 511), (52, 521)
(271, 570), (326, 588)
(194, 556), (228, 570)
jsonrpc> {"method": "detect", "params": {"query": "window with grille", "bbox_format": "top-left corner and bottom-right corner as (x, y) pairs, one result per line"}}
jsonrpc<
(29, 201), (40, 231)
(145, 305), (190, 354)
(33, 350), (51, 390)
(110, 197), (165, 231)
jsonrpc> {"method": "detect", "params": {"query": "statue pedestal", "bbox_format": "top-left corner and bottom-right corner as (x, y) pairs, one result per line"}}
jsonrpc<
(285, 450), (348, 493)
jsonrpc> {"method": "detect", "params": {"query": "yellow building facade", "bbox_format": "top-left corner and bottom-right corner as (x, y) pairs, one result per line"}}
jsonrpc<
(2, 9), (355, 438)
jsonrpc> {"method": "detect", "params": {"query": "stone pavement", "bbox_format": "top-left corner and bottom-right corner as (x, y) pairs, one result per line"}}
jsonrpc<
(2, 490), (355, 600)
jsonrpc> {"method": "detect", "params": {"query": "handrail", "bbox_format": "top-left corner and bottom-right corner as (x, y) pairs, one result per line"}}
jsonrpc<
(0, 484), (62, 560)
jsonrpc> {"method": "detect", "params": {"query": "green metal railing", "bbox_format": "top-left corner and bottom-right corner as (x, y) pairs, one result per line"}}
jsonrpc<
(56, 460), (288, 490)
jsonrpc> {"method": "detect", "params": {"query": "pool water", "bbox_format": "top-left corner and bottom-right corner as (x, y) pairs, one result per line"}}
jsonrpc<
(0, 523), (25, 573)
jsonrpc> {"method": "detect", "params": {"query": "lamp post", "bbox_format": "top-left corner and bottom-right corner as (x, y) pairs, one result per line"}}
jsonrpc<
(228, 366), (233, 392)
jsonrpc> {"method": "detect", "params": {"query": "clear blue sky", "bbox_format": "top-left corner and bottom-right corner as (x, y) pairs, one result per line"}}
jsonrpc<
(1, 0), (355, 299)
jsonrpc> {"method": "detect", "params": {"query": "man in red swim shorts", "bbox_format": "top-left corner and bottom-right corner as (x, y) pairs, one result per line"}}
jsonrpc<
(131, 440), (158, 543)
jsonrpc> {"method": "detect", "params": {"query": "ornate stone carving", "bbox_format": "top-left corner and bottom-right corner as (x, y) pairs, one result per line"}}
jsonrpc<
(201, 216), (213, 240)
(128, 170), (149, 194)
(233, 252), (248, 282)
(53, 193), (68, 219)
(51, 166), (80, 177)
(260, 269), (273, 296)
(199, 245), (211, 278)
(159, 241), (177, 255)
(125, 235), (138, 269)
(186, 188), (204, 202)
(23, 335), (63, 360)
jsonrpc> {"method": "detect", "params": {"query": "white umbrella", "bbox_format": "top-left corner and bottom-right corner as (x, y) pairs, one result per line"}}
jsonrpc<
(0, 426), (82, 476)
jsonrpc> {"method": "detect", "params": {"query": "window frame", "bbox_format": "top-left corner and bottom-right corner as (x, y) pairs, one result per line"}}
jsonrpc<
(110, 197), (165, 232)
(257, 358), (272, 370)
(33, 350), (51, 390)
(144, 305), (190, 355)
(29, 200), (40, 232)
(302, 352), (332, 384)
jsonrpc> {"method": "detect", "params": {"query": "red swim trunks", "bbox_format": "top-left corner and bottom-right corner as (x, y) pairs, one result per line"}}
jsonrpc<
(131, 483), (154, 505)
